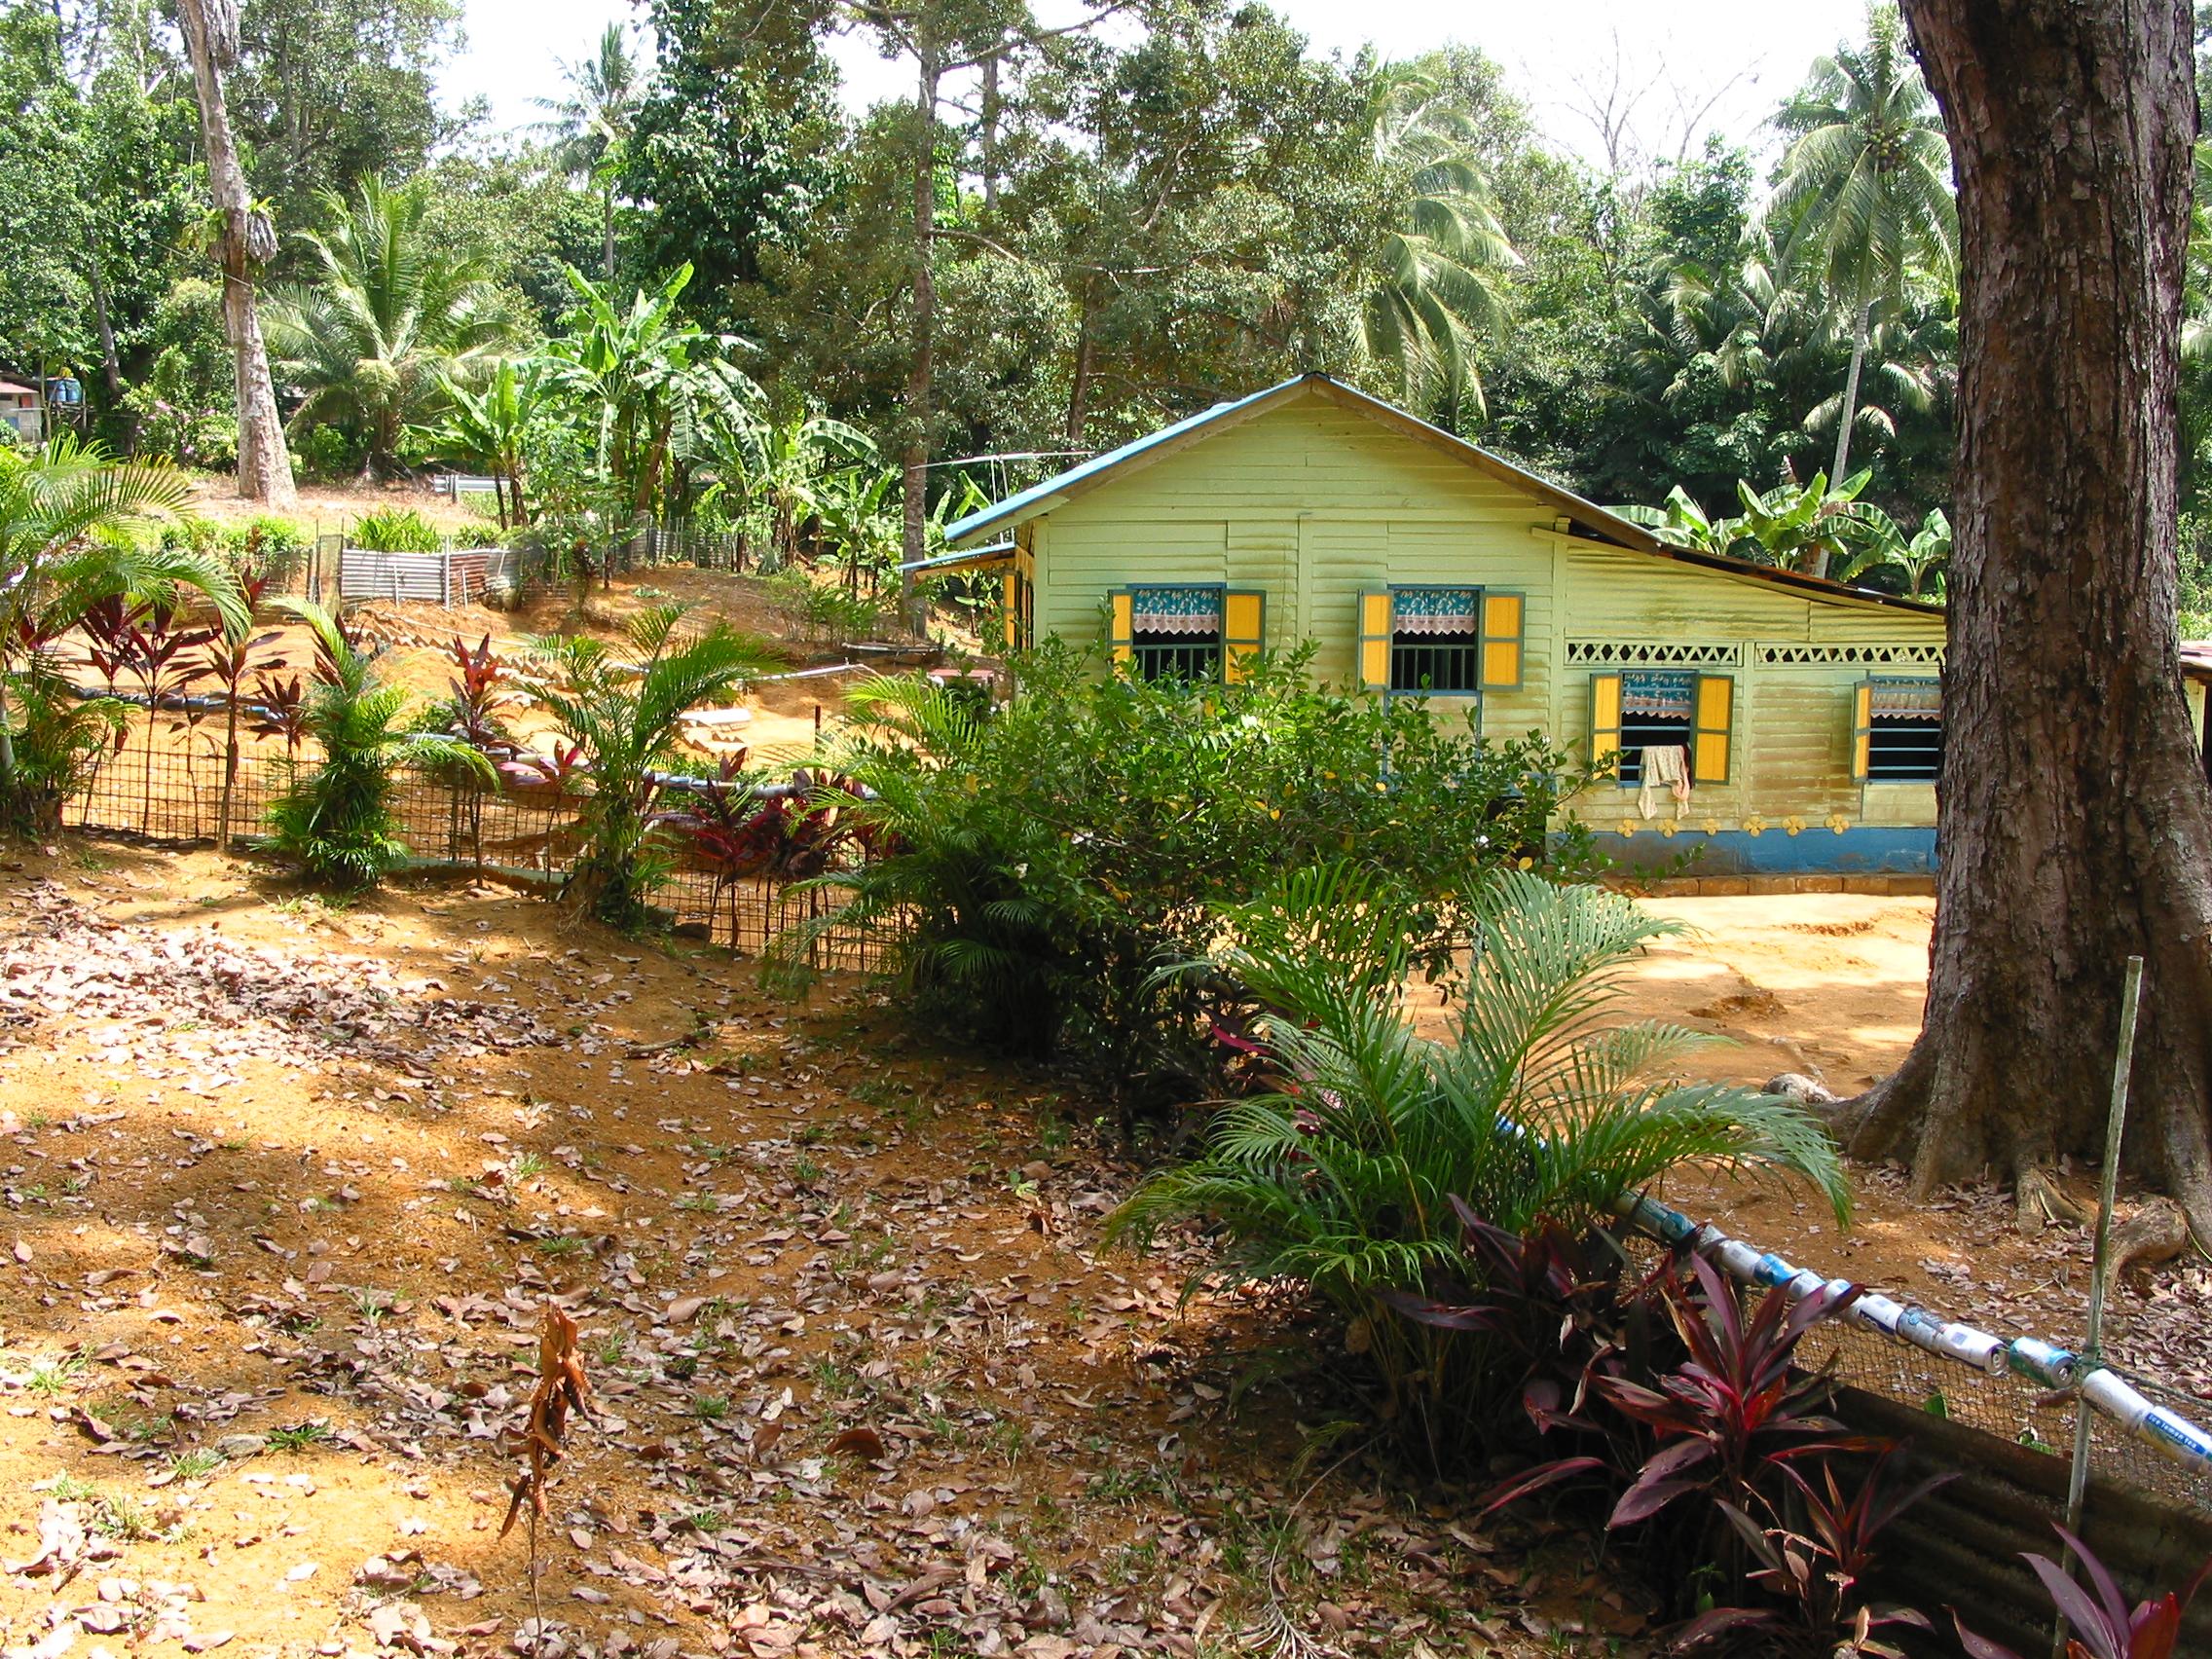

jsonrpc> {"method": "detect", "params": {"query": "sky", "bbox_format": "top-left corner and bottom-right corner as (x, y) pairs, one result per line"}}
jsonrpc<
(442, 0), (1873, 169)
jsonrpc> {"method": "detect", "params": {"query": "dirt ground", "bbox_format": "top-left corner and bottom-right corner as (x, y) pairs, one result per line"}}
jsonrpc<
(0, 848), (2201, 1659)
(184, 481), (493, 541)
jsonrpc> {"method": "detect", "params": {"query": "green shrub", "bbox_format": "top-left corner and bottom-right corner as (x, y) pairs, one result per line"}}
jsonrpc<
(0, 669), (125, 835)
(1108, 864), (1848, 1458)
(762, 570), (883, 643)
(767, 640), (1605, 1085)
(350, 507), (442, 553)
(266, 601), (492, 887)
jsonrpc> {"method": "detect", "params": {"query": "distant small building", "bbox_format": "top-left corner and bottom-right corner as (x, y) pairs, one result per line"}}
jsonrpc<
(0, 382), (40, 444)
(2185, 644), (2212, 783)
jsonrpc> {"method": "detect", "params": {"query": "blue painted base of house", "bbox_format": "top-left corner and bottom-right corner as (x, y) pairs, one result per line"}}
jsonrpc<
(1577, 826), (1938, 876)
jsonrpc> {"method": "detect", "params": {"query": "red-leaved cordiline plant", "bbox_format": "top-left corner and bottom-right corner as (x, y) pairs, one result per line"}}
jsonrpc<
(1955, 1525), (2211, 1659)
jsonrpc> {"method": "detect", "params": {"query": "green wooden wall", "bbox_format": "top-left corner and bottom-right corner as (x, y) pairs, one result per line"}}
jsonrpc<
(1024, 389), (1949, 835)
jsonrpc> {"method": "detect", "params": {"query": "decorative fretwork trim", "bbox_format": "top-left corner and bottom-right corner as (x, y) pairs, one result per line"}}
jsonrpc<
(1756, 643), (1945, 666)
(1566, 641), (1743, 666)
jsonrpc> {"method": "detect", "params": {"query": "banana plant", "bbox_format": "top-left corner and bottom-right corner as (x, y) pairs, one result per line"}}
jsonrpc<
(1729, 467), (1877, 576)
(1832, 505), (1951, 602)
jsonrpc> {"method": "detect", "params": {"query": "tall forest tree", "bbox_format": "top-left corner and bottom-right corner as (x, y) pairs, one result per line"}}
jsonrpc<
(174, 0), (295, 507)
(1834, 0), (2212, 1244)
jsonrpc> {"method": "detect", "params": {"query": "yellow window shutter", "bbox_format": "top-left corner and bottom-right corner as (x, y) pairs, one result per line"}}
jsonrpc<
(1357, 590), (1392, 691)
(1693, 674), (1734, 785)
(1222, 589), (1266, 682)
(1479, 591), (1524, 690)
(1108, 589), (1133, 670)
(1589, 672), (1623, 779)
(1002, 570), (1021, 652)
(1851, 681), (1873, 781)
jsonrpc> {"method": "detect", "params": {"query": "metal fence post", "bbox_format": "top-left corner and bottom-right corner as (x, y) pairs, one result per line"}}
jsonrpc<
(2055, 954), (2146, 1658)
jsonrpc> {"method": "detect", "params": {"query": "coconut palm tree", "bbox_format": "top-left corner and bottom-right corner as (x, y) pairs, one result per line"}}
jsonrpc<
(1362, 64), (1521, 427)
(265, 177), (525, 480)
(1767, 5), (1956, 505)
(531, 24), (643, 280)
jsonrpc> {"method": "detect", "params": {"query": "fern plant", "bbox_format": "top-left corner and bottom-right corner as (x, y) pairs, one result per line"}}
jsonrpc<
(266, 600), (493, 887)
(1108, 865), (1849, 1458)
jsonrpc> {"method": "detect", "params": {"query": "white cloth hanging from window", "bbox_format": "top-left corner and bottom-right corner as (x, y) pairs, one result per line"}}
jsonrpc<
(1640, 744), (1690, 819)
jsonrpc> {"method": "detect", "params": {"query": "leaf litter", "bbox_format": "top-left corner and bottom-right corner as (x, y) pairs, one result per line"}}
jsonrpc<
(0, 844), (2198, 1659)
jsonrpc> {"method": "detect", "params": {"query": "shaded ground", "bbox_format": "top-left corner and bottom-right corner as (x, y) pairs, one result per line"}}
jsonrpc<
(0, 841), (1609, 1659)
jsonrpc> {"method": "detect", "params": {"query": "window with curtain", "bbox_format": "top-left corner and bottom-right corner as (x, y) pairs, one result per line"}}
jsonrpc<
(1389, 588), (1481, 693)
(1129, 585), (1223, 682)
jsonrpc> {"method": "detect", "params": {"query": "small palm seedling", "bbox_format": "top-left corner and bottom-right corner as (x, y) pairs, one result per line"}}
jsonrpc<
(266, 600), (495, 888)
(504, 1305), (592, 1646)
(1109, 864), (1848, 1459)
(267, 1421), (332, 1452)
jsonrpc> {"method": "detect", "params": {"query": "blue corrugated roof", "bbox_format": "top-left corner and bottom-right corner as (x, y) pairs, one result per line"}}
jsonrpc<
(942, 379), (1302, 546)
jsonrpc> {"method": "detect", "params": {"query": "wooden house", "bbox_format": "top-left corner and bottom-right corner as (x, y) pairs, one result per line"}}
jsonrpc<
(939, 373), (1953, 875)
(0, 382), (42, 444)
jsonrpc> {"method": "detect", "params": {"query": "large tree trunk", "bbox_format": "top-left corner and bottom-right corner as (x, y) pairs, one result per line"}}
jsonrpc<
(175, 0), (297, 510)
(899, 46), (940, 638)
(1837, 0), (2212, 1243)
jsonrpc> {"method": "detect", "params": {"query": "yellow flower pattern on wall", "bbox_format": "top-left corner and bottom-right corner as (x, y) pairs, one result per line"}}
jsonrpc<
(1825, 813), (1851, 834)
(1702, 818), (1720, 835)
(1618, 820), (1640, 838)
(1742, 815), (1767, 835)
(1784, 815), (1806, 836)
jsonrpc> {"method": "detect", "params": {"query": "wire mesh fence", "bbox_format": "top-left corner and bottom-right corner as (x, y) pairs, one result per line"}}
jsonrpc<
(59, 736), (888, 974)
(1621, 1215), (2212, 1525)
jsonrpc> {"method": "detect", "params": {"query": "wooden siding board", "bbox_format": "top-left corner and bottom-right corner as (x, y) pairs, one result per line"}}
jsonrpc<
(1023, 393), (1947, 837)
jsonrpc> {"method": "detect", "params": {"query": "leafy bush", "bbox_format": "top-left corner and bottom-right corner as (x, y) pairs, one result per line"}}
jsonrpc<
(767, 641), (1603, 1082)
(350, 507), (443, 553)
(266, 601), (492, 887)
(0, 669), (125, 835)
(1392, 1224), (1941, 1644)
(1109, 866), (1847, 1451)
(1955, 1524), (2210, 1659)
(762, 570), (883, 643)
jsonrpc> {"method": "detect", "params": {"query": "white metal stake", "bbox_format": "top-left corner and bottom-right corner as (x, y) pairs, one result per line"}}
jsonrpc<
(2054, 953), (2144, 1659)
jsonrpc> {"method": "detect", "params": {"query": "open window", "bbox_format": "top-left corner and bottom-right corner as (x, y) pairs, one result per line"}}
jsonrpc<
(1590, 670), (1732, 785)
(1852, 678), (1941, 782)
(1356, 588), (1526, 695)
(1111, 584), (1226, 682)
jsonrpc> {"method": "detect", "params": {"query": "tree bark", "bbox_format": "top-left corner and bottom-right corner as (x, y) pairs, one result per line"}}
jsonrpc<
(175, 0), (297, 510)
(900, 44), (940, 638)
(1066, 279), (1095, 445)
(1826, 299), (1870, 493)
(1837, 0), (2212, 1243)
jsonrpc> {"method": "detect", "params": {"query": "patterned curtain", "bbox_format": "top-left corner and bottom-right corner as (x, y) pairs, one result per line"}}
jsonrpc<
(1130, 586), (1222, 636)
(1869, 680), (1942, 720)
(1391, 588), (1480, 636)
(1621, 670), (1694, 719)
